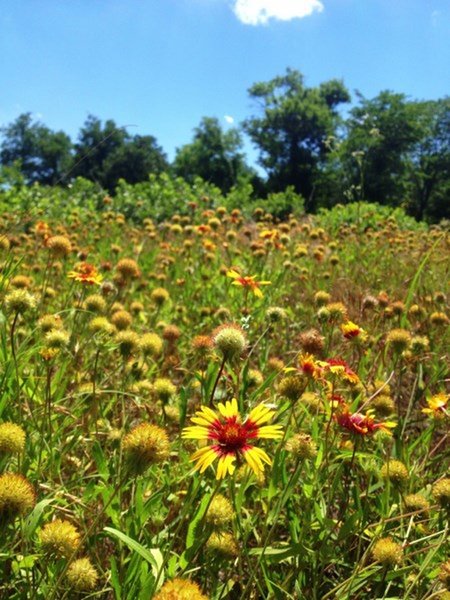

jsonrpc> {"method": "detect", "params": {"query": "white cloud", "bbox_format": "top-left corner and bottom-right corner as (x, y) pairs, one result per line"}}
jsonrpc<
(232, 0), (324, 26)
(224, 115), (234, 124)
(431, 10), (439, 27)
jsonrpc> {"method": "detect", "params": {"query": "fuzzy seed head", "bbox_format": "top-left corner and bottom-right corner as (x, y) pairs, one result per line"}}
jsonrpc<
(151, 287), (170, 306)
(372, 537), (403, 567)
(111, 309), (132, 330)
(5, 289), (37, 314)
(0, 473), (35, 521)
(403, 493), (430, 514)
(139, 333), (163, 357)
(154, 578), (208, 600)
(386, 328), (412, 352)
(432, 478), (450, 509)
(84, 293), (107, 313)
(381, 460), (409, 486)
(116, 258), (140, 279)
(206, 532), (238, 558)
(66, 557), (99, 592)
(285, 433), (317, 459)
(278, 374), (307, 401)
(122, 423), (170, 469)
(45, 329), (70, 349)
(153, 378), (176, 402)
(212, 323), (247, 360)
(206, 495), (234, 529)
(47, 235), (72, 257)
(0, 423), (26, 455)
(39, 519), (81, 558)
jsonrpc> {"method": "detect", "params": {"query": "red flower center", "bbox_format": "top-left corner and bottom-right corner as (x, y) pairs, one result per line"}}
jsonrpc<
(209, 416), (258, 452)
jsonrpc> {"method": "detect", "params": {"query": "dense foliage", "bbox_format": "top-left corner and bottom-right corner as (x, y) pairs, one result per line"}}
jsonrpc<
(1, 69), (449, 221)
(0, 191), (448, 598)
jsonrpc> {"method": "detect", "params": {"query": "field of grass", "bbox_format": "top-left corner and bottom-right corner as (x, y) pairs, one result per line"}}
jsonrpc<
(0, 198), (449, 599)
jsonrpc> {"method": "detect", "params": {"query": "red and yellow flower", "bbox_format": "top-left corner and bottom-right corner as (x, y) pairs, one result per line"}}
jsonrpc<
(182, 398), (283, 479)
(317, 358), (360, 385)
(336, 407), (396, 436)
(341, 320), (367, 341)
(227, 269), (271, 298)
(68, 262), (103, 285)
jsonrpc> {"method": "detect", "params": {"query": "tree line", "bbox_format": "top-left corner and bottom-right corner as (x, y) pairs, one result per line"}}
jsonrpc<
(1, 69), (449, 221)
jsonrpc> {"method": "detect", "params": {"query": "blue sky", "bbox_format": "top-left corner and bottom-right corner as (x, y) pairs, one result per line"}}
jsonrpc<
(1, 0), (449, 164)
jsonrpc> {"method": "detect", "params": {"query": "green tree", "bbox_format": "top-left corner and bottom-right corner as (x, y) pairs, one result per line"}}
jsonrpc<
(102, 135), (168, 192)
(172, 117), (254, 193)
(72, 116), (168, 192)
(71, 115), (129, 186)
(243, 69), (350, 210)
(0, 113), (72, 184)
(405, 98), (450, 221)
(340, 91), (424, 207)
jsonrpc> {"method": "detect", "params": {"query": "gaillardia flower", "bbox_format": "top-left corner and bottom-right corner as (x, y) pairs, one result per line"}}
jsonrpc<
(68, 262), (103, 285)
(182, 398), (283, 479)
(227, 269), (271, 298)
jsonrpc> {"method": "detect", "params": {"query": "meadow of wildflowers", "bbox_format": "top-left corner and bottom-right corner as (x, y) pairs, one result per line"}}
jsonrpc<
(0, 194), (448, 599)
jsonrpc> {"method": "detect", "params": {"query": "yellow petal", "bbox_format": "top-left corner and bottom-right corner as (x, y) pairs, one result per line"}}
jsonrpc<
(257, 424), (284, 439)
(218, 398), (239, 419)
(247, 404), (275, 426)
(182, 426), (210, 439)
(216, 454), (236, 479)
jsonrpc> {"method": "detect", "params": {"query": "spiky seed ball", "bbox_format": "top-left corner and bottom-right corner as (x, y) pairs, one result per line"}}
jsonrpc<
(39, 519), (81, 558)
(212, 323), (247, 360)
(326, 302), (347, 321)
(432, 478), (450, 509)
(115, 330), (139, 357)
(0, 473), (35, 521)
(0, 235), (10, 251)
(299, 329), (325, 355)
(206, 532), (238, 558)
(89, 316), (115, 335)
(116, 258), (140, 279)
(370, 394), (395, 417)
(38, 314), (63, 333)
(45, 329), (70, 349)
(130, 300), (144, 314)
(362, 295), (378, 310)
(139, 333), (163, 357)
(162, 324), (181, 343)
(372, 537), (403, 567)
(47, 235), (72, 258)
(386, 328), (412, 352)
(285, 433), (317, 460)
(0, 423), (26, 455)
(430, 311), (450, 326)
(278, 375), (307, 401)
(266, 306), (286, 323)
(153, 378), (176, 403)
(151, 287), (170, 306)
(191, 335), (213, 356)
(381, 460), (409, 486)
(267, 357), (285, 372)
(66, 557), (99, 592)
(403, 494), (430, 514)
(154, 578), (208, 600)
(111, 309), (132, 331)
(5, 289), (37, 314)
(410, 336), (429, 353)
(206, 495), (234, 529)
(122, 423), (170, 470)
(246, 369), (264, 388)
(84, 294), (107, 313)
(11, 275), (33, 289)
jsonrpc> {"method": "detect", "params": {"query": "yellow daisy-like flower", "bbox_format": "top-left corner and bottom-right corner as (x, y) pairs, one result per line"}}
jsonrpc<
(226, 269), (271, 298)
(422, 393), (448, 420)
(341, 320), (367, 341)
(182, 399), (283, 479)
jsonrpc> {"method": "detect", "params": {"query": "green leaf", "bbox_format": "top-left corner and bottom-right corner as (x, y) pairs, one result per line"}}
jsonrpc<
(104, 526), (164, 584)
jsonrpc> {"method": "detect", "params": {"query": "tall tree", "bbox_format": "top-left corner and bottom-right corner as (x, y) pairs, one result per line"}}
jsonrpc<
(102, 135), (168, 192)
(71, 115), (128, 186)
(340, 91), (425, 207)
(243, 69), (350, 209)
(0, 113), (72, 184)
(72, 116), (168, 191)
(406, 98), (450, 221)
(173, 117), (254, 193)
